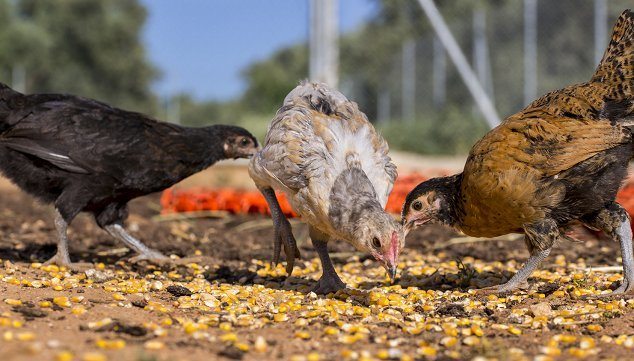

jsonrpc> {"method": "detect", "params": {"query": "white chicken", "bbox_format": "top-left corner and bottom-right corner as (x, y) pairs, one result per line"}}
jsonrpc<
(249, 82), (404, 293)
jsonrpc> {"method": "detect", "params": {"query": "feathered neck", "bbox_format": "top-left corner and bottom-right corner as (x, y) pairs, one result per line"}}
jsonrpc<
(436, 173), (464, 227)
(327, 166), (383, 238)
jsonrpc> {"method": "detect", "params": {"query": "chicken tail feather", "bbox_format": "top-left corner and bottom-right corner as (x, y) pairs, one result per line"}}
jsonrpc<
(591, 9), (634, 100)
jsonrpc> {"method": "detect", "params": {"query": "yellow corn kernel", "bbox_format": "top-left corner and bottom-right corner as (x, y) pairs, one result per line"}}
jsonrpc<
(568, 347), (588, 358)
(72, 306), (87, 315)
(55, 351), (74, 361)
(463, 336), (480, 346)
(219, 333), (237, 343)
(376, 297), (389, 306)
(376, 350), (390, 360)
(16, 332), (36, 341)
(4, 299), (22, 306)
(82, 352), (107, 361)
(53, 297), (71, 308)
(540, 346), (561, 356)
(144, 340), (164, 350)
(254, 336), (268, 353)
(95, 338), (125, 350)
(587, 324), (603, 332)
(339, 334), (360, 344)
(440, 336), (458, 347)
(608, 274), (622, 282)
(418, 346), (437, 357)
(558, 334), (577, 343)
(579, 337), (596, 350)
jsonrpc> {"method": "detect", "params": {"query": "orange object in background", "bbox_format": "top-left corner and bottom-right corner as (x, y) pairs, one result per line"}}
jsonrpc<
(160, 187), (297, 217)
(161, 174), (634, 232)
(160, 173), (430, 217)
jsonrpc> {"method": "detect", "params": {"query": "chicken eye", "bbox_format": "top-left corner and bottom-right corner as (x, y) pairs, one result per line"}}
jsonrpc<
(411, 200), (423, 211)
(371, 237), (381, 249)
(240, 138), (250, 146)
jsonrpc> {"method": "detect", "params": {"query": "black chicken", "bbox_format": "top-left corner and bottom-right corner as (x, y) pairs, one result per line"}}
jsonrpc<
(0, 83), (258, 269)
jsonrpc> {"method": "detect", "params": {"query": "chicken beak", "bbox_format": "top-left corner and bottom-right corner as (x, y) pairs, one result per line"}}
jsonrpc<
(403, 219), (414, 235)
(386, 231), (399, 283)
(388, 265), (398, 283)
(403, 214), (431, 234)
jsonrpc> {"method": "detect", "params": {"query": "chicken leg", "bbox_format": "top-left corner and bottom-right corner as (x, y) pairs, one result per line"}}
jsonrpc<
(478, 219), (557, 294)
(104, 224), (168, 263)
(612, 220), (634, 294)
(43, 209), (93, 270)
(310, 229), (346, 294)
(43, 209), (73, 268)
(585, 203), (634, 296)
(500, 248), (552, 293)
(258, 186), (300, 274)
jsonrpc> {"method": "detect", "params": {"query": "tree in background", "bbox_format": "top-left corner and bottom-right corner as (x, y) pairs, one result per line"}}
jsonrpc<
(0, 0), (630, 154)
(0, 0), (158, 113)
(240, 45), (308, 114)
(235, 0), (632, 154)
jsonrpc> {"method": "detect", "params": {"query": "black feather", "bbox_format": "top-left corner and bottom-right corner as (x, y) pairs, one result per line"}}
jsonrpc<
(0, 83), (257, 227)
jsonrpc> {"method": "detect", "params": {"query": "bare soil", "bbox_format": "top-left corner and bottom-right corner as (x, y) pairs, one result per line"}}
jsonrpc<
(0, 181), (632, 361)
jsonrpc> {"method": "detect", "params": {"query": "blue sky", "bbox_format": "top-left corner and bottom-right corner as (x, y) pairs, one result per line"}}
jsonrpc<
(140, 0), (378, 101)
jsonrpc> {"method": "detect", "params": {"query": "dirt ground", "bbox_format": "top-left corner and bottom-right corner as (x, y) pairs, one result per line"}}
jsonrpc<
(1, 181), (634, 360)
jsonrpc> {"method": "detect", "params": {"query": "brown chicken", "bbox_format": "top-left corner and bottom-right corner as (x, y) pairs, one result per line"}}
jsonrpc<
(402, 10), (634, 295)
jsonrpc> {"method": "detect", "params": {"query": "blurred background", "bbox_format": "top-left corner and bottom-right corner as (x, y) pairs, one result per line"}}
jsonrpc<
(0, 0), (630, 155)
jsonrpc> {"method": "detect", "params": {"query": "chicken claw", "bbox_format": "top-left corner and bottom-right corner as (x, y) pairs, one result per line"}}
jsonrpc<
(128, 252), (170, 265)
(311, 275), (346, 294)
(273, 218), (301, 274)
(44, 253), (92, 272)
(472, 281), (529, 296)
(584, 286), (634, 300)
(258, 186), (301, 274)
(310, 237), (346, 294)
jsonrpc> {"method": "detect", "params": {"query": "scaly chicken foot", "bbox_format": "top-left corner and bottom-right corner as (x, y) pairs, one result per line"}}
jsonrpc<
(475, 248), (551, 295)
(259, 186), (300, 274)
(608, 220), (634, 295)
(311, 237), (346, 294)
(43, 209), (92, 271)
(104, 224), (168, 264)
(584, 204), (634, 297)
